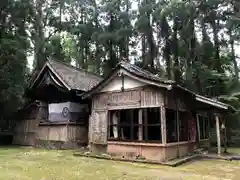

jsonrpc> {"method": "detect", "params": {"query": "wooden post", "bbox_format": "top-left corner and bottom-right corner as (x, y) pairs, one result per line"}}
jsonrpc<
(208, 116), (211, 143)
(161, 106), (166, 144)
(144, 109), (148, 141)
(138, 109), (143, 141)
(196, 114), (201, 146)
(176, 110), (180, 157)
(223, 118), (227, 153)
(215, 114), (221, 156)
(130, 109), (134, 140)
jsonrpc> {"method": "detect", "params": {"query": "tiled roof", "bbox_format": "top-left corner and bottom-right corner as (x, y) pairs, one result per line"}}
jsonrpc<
(82, 60), (175, 98)
(47, 60), (103, 91)
(30, 59), (103, 92)
(119, 61), (175, 84)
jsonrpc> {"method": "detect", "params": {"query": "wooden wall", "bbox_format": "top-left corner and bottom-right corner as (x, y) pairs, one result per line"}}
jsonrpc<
(13, 104), (40, 146)
(36, 125), (68, 141)
(13, 101), (88, 148)
(13, 119), (38, 146)
(67, 125), (88, 144)
(35, 124), (88, 148)
(89, 86), (189, 149)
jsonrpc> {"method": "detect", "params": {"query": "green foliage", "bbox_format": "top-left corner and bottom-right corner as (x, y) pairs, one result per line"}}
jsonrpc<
(1, 0), (240, 132)
(0, 0), (30, 116)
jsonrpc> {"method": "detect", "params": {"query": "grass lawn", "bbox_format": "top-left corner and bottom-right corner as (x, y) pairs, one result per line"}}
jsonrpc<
(0, 147), (239, 180)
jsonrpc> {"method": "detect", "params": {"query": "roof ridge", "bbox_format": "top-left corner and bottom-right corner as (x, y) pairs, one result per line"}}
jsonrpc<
(48, 59), (102, 79)
(119, 60), (175, 83)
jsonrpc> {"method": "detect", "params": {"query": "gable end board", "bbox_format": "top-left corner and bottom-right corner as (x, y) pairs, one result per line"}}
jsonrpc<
(30, 62), (71, 91)
(82, 68), (173, 99)
(100, 74), (146, 92)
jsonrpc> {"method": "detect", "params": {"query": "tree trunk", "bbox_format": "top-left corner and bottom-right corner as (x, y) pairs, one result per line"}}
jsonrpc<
(93, 0), (101, 74)
(125, 0), (130, 61)
(146, 6), (155, 69)
(164, 38), (171, 80)
(84, 40), (89, 70)
(172, 18), (180, 83)
(229, 27), (239, 80)
(34, 0), (45, 71)
(79, 10), (85, 68)
(211, 19), (222, 73)
(186, 14), (195, 84)
(142, 35), (147, 68)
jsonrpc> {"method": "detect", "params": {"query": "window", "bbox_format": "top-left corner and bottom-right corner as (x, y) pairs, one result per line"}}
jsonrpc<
(108, 108), (162, 142)
(143, 108), (161, 141)
(179, 111), (189, 141)
(198, 114), (209, 139)
(166, 109), (177, 143)
(166, 108), (189, 143)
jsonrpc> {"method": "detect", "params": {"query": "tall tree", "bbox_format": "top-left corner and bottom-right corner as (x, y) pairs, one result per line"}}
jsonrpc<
(0, 0), (31, 116)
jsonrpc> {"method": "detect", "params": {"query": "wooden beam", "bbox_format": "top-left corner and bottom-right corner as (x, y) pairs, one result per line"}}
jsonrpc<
(161, 106), (166, 144)
(215, 115), (221, 156)
(138, 109), (143, 141)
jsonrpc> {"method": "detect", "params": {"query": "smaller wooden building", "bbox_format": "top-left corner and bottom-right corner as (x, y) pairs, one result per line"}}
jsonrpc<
(83, 61), (233, 161)
(13, 59), (102, 149)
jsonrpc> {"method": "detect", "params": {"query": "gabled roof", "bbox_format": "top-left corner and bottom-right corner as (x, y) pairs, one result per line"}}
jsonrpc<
(82, 60), (235, 111)
(30, 59), (103, 92)
(120, 61), (175, 84)
(81, 61), (175, 98)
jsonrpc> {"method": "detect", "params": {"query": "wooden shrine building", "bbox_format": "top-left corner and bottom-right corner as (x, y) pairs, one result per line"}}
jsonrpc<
(13, 59), (102, 148)
(13, 59), (235, 161)
(83, 61), (235, 161)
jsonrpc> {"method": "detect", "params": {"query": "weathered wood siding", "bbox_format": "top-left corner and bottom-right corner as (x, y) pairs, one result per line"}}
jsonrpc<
(100, 76), (146, 92)
(13, 104), (40, 146)
(140, 87), (164, 107)
(13, 119), (38, 146)
(165, 90), (189, 111)
(89, 110), (108, 144)
(93, 89), (141, 110)
(36, 125), (68, 141)
(67, 125), (88, 144)
(35, 124), (88, 149)
(90, 87), (166, 146)
(89, 86), (190, 148)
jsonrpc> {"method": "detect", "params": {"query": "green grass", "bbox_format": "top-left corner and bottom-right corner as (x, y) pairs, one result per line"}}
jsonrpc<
(0, 147), (239, 180)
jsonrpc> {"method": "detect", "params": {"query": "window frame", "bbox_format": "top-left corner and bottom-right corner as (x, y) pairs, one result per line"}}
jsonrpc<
(107, 108), (162, 143)
(197, 114), (209, 140)
(166, 108), (190, 143)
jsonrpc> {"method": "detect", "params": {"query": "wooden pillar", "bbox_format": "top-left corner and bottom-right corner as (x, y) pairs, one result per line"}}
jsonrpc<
(196, 114), (201, 146)
(144, 109), (148, 141)
(223, 118), (227, 153)
(215, 114), (221, 156)
(176, 110), (180, 157)
(130, 109), (134, 140)
(138, 109), (143, 141)
(177, 110), (180, 142)
(208, 116), (211, 143)
(161, 106), (166, 144)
